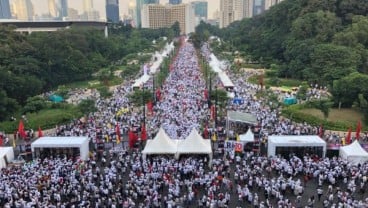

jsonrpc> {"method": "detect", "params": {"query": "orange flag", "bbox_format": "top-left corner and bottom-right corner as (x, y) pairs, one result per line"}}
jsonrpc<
(346, 127), (352, 145)
(18, 120), (26, 139)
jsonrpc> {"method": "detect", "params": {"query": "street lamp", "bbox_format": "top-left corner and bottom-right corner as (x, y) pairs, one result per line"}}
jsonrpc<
(152, 73), (155, 106)
(215, 86), (218, 129)
(142, 84), (146, 127)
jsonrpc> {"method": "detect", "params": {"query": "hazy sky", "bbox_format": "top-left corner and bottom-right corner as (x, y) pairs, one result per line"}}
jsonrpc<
(30, 0), (219, 20)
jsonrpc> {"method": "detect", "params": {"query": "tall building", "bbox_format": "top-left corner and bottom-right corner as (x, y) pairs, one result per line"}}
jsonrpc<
(12, 0), (33, 20)
(243, 0), (253, 18)
(83, 0), (93, 12)
(67, 8), (79, 20)
(81, 0), (99, 20)
(141, 3), (195, 34)
(136, 0), (159, 27)
(264, 0), (284, 10)
(58, 0), (68, 19)
(169, 0), (182, 4)
(0, 0), (11, 19)
(191, 1), (207, 19)
(106, 0), (119, 23)
(219, 0), (244, 28)
(48, 0), (57, 18)
(253, 0), (265, 16)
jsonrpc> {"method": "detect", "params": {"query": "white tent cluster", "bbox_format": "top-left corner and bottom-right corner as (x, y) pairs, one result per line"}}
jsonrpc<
(339, 140), (368, 165)
(142, 127), (213, 165)
(132, 42), (175, 88)
(208, 53), (234, 88)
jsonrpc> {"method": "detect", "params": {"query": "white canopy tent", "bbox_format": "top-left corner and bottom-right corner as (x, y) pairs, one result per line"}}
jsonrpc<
(218, 71), (234, 88)
(239, 129), (254, 143)
(31, 137), (90, 160)
(0, 147), (14, 169)
(177, 129), (212, 162)
(267, 135), (326, 157)
(339, 140), (368, 165)
(142, 127), (178, 155)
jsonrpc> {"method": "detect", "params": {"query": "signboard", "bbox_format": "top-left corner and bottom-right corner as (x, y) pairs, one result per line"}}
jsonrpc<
(224, 141), (243, 152)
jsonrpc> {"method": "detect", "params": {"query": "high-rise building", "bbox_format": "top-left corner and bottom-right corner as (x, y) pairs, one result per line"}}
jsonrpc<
(81, 0), (100, 20)
(48, 0), (57, 18)
(169, 0), (182, 4)
(141, 3), (195, 34)
(67, 8), (79, 20)
(219, 0), (244, 28)
(191, 1), (207, 19)
(83, 0), (93, 12)
(106, 0), (119, 23)
(58, 0), (68, 19)
(0, 0), (11, 19)
(243, 0), (253, 18)
(253, 0), (264, 16)
(136, 0), (159, 27)
(12, 0), (33, 20)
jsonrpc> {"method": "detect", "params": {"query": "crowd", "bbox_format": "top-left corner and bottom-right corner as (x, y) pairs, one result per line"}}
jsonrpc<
(0, 40), (367, 207)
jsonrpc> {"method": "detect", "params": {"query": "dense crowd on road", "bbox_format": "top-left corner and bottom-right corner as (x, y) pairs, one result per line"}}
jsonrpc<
(0, 40), (367, 207)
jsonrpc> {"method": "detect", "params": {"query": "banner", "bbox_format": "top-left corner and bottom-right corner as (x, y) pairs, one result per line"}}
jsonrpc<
(224, 141), (243, 153)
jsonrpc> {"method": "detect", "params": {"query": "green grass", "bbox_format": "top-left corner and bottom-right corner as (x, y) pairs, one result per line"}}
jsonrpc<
(0, 105), (82, 133)
(248, 74), (302, 87)
(299, 108), (364, 129)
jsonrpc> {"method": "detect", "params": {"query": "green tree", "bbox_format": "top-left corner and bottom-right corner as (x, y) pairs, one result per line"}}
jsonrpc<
(23, 96), (47, 113)
(171, 21), (181, 37)
(97, 68), (113, 86)
(128, 89), (153, 107)
(307, 99), (334, 119)
(78, 99), (97, 116)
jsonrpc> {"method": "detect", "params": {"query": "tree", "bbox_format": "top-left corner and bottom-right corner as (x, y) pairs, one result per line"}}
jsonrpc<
(23, 96), (47, 113)
(128, 89), (153, 107)
(78, 99), (97, 116)
(307, 99), (334, 119)
(171, 21), (181, 37)
(97, 68), (113, 86)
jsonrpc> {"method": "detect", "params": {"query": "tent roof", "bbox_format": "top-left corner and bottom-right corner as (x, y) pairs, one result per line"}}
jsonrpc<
(227, 111), (258, 125)
(132, 74), (150, 88)
(239, 129), (254, 143)
(142, 127), (178, 154)
(0, 147), (13, 157)
(49, 94), (64, 102)
(177, 129), (212, 154)
(218, 72), (234, 88)
(340, 140), (368, 157)
(268, 135), (326, 145)
(31, 137), (89, 149)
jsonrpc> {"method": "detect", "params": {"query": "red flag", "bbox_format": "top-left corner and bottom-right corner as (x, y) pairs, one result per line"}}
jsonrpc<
(18, 120), (26, 139)
(318, 124), (323, 138)
(355, 121), (362, 140)
(155, 89), (161, 101)
(0, 135), (3, 146)
(38, 126), (43, 138)
(346, 127), (352, 145)
(141, 124), (147, 141)
(147, 101), (153, 114)
(210, 105), (216, 120)
(128, 129), (137, 149)
(116, 124), (121, 144)
(204, 89), (209, 100)
(203, 125), (209, 139)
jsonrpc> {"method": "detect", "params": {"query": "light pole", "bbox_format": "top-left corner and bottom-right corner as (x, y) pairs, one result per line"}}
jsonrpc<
(142, 84), (146, 127)
(152, 73), (155, 106)
(215, 86), (218, 129)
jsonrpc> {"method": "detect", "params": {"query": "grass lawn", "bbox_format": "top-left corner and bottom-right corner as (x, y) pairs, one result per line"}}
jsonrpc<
(0, 106), (82, 133)
(299, 108), (364, 128)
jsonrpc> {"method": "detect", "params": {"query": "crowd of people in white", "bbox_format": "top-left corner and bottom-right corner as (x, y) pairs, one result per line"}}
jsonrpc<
(0, 40), (367, 207)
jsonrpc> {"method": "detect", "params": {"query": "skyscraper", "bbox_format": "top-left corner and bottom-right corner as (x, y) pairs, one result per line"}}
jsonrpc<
(12, 0), (33, 20)
(243, 0), (253, 18)
(253, 0), (265, 16)
(0, 0), (11, 19)
(83, 0), (93, 12)
(106, 0), (119, 23)
(191, 1), (207, 19)
(219, 0), (243, 28)
(48, 0), (57, 18)
(58, 0), (68, 19)
(136, 0), (159, 27)
(169, 0), (182, 4)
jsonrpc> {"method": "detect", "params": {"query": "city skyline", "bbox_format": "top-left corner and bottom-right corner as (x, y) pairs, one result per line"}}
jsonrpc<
(7, 0), (219, 21)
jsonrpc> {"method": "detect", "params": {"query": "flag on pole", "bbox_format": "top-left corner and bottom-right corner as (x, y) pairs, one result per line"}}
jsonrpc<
(346, 127), (352, 145)
(38, 126), (43, 138)
(0, 135), (3, 147)
(318, 124), (323, 138)
(355, 120), (362, 140)
(203, 125), (208, 139)
(147, 101), (153, 115)
(210, 105), (216, 120)
(116, 124), (121, 144)
(141, 124), (147, 141)
(18, 120), (26, 139)
(128, 129), (136, 149)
